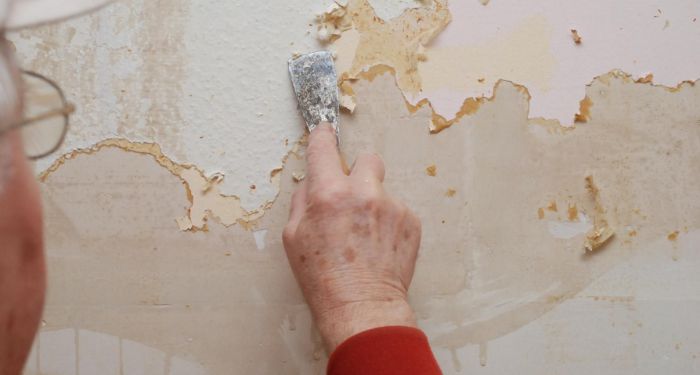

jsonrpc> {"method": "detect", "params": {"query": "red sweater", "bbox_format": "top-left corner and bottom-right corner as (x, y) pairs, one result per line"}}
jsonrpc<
(327, 326), (442, 375)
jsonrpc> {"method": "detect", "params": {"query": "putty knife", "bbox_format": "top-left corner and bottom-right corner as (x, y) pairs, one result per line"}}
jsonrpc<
(288, 51), (340, 142)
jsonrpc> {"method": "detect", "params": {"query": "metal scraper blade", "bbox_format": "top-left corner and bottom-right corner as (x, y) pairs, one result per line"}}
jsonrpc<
(288, 51), (339, 136)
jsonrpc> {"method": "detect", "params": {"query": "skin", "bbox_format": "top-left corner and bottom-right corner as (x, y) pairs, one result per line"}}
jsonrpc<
(283, 123), (423, 351)
(0, 38), (46, 375)
(0, 36), (46, 375)
(0, 134), (46, 374)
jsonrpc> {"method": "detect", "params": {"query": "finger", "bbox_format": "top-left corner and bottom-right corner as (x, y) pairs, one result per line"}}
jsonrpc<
(350, 152), (385, 183)
(286, 180), (308, 233)
(398, 207), (422, 288)
(306, 122), (344, 185)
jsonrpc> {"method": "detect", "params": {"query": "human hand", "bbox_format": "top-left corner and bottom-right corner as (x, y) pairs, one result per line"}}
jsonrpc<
(282, 123), (422, 351)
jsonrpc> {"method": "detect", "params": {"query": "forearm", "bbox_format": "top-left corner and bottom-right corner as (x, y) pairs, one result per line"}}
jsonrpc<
(328, 326), (442, 375)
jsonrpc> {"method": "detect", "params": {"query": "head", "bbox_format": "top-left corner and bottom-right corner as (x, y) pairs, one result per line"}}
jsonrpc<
(0, 1), (110, 373)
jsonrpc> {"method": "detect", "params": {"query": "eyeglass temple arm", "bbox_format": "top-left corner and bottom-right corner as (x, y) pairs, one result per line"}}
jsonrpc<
(16, 103), (75, 128)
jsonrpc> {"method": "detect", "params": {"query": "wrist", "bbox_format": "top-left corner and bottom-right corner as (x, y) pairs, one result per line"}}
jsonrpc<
(316, 299), (417, 352)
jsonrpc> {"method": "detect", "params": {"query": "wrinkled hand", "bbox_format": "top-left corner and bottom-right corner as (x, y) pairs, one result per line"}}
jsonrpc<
(282, 123), (422, 351)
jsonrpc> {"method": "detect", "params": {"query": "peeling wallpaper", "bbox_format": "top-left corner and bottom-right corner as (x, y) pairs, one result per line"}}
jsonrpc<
(13, 0), (324, 228)
(9, 0), (700, 374)
(14, 0), (700, 230)
(329, 0), (700, 127)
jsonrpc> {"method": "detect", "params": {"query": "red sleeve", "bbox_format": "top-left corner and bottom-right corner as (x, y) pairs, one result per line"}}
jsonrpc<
(327, 326), (442, 375)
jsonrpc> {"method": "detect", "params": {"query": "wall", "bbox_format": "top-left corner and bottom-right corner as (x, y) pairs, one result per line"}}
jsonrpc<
(10, 0), (700, 374)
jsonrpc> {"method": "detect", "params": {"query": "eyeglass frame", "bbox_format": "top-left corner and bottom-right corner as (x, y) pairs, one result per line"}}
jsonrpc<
(0, 69), (75, 160)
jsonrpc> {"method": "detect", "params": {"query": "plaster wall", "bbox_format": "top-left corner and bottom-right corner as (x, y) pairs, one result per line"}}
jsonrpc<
(9, 1), (700, 374)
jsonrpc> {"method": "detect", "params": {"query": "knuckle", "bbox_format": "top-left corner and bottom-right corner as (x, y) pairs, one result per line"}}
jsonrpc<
(310, 182), (348, 208)
(397, 201), (421, 230)
(356, 152), (385, 171)
(282, 225), (296, 246)
(357, 151), (375, 161)
(368, 152), (385, 167)
(392, 199), (409, 215)
(356, 188), (384, 211)
(359, 196), (379, 214)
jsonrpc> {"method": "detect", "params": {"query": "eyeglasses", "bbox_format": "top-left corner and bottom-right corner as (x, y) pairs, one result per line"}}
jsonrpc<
(0, 70), (74, 160)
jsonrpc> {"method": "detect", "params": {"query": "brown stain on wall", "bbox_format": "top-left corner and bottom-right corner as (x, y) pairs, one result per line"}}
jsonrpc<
(568, 203), (579, 221)
(574, 96), (593, 123)
(570, 29), (582, 44)
(637, 73), (654, 84)
(583, 175), (615, 251)
(668, 230), (680, 241)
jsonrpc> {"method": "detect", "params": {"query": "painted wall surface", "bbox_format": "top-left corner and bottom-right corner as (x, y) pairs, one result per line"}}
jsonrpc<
(10, 1), (700, 374)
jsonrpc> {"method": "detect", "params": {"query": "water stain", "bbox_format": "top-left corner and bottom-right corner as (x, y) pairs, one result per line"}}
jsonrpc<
(478, 342), (488, 367)
(449, 347), (462, 372)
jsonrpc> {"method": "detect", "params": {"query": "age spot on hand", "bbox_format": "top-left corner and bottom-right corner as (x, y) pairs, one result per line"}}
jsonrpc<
(343, 247), (357, 263)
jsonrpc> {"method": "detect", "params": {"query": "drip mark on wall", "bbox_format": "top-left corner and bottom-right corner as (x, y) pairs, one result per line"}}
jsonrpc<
(253, 229), (268, 251)
(26, 328), (209, 375)
(478, 342), (488, 367)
